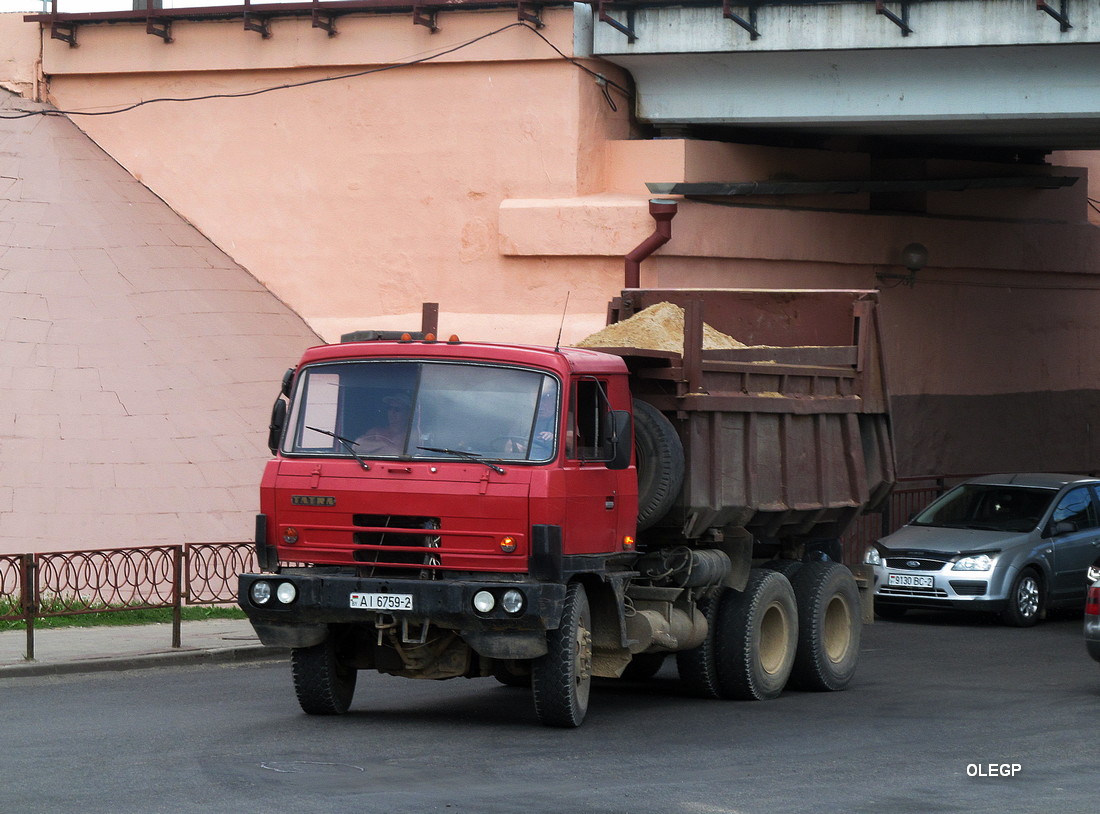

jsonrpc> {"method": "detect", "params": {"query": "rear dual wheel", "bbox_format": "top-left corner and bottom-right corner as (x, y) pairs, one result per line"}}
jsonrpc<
(677, 569), (798, 701)
(788, 561), (861, 691)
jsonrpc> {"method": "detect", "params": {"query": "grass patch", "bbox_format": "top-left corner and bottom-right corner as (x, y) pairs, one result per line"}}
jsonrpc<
(0, 600), (245, 631)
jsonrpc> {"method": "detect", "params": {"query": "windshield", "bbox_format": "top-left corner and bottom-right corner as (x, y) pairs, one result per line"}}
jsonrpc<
(911, 483), (1056, 533)
(283, 360), (560, 463)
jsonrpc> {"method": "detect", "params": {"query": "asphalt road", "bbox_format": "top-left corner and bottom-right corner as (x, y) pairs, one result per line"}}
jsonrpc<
(1, 611), (1095, 814)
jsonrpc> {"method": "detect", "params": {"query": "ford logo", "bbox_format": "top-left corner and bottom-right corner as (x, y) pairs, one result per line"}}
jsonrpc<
(906, 560), (922, 568)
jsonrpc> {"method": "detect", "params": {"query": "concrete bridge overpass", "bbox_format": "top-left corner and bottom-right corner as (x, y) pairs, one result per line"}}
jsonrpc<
(590, 0), (1100, 157)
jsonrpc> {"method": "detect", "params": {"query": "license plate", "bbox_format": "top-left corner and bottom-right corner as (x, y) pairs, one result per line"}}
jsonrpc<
(888, 573), (934, 588)
(349, 592), (413, 611)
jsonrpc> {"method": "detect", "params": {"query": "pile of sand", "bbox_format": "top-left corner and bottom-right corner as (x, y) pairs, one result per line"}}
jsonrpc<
(574, 301), (747, 354)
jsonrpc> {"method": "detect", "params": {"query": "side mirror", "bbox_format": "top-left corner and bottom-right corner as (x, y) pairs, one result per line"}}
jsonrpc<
(280, 367), (296, 398)
(268, 397), (288, 454)
(606, 410), (632, 470)
(1050, 520), (1076, 537)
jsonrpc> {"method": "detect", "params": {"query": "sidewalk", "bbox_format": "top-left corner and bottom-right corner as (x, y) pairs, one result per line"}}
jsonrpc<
(0, 618), (287, 678)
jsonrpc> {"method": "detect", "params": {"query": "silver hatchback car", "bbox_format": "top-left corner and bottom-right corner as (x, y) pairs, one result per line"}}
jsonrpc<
(867, 473), (1100, 626)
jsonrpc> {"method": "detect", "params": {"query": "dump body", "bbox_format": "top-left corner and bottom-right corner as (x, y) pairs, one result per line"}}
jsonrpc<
(591, 288), (895, 546)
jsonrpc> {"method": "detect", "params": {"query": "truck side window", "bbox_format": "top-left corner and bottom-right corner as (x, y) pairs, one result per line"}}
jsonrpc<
(567, 378), (612, 461)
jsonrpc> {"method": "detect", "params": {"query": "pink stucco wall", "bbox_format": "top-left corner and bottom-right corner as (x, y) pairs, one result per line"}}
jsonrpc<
(5, 7), (1100, 493)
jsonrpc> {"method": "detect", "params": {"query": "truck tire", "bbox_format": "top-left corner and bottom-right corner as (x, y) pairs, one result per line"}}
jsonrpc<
(788, 561), (861, 692)
(762, 559), (803, 580)
(291, 630), (357, 715)
(716, 568), (798, 700)
(676, 589), (724, 698)
(677, 570), (797, 701)
(622, 652), (667, 681)
(531, 582), (593, 727)
(492, 659), (532, 687)
(633, 399), (684, 531)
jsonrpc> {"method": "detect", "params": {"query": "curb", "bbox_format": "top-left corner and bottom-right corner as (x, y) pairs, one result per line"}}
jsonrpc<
(0, 645), (290, 679)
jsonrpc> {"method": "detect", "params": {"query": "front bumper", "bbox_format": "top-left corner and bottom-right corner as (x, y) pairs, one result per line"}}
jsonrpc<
(873, 565), (1012, 614)
(238, 570), (566, 659)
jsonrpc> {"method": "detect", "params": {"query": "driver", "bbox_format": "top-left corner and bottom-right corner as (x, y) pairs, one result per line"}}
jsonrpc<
(356, 393), (411, 455)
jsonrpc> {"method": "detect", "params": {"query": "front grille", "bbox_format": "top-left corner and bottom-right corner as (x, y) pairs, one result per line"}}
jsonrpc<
(885, 557), (947, 571)
(352, 514), (441, 577)
(878, 585), (949, 598)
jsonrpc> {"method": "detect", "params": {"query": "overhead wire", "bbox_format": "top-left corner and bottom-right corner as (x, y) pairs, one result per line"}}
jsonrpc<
(0, 20), (631, 120)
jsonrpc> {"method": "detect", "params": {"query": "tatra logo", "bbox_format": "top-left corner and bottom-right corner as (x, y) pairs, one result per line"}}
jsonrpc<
(291, 495), (336, 507)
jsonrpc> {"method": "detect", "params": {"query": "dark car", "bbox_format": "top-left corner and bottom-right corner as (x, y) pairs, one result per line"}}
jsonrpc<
(866, 473), (1100, 626)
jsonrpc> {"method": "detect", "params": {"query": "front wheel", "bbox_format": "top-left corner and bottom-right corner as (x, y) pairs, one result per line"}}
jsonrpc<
(291, 630), (357, 715)
(531, 582), (593, 727)
(1001, 568), (1044, 627)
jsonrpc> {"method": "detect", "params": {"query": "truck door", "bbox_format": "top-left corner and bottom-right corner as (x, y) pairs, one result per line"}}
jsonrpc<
(562, 377), (629, 554)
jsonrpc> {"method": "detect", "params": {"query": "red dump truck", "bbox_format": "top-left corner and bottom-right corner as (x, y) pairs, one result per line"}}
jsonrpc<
(238, 288), (894, 726)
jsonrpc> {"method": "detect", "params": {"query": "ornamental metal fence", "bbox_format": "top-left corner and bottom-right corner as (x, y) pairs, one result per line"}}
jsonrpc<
(0, 542), (256, 661)
(0, 475), (973, 661)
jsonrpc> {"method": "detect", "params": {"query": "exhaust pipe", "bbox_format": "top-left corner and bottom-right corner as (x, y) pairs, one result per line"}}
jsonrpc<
(624, 199), (678, 289)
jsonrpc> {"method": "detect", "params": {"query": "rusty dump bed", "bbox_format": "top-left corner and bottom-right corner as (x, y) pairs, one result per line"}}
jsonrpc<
(595, 289), (895, 543)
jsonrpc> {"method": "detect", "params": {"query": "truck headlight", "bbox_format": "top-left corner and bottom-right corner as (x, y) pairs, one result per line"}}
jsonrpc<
(275, 582), (298, 604)
(501, 589), (525, 615)
(473, 590), (495, 613)
(952, 554), (994, 571)
(250, 580), (272, 605)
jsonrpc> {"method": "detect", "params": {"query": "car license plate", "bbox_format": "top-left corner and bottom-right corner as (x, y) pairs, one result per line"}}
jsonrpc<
(349, 592), (413, 611)
(888, 573), (934, 588)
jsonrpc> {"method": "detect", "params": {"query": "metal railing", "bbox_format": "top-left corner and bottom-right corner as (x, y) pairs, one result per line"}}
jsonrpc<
(0, 542), (255, 661)
(0, 474), (973, 660)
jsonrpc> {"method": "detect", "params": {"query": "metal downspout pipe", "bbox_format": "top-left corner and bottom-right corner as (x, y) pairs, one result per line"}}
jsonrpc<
(624, 199), (678, 289)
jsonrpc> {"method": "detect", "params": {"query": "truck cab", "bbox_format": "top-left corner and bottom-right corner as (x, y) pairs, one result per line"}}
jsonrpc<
(242, 336), (638, 714)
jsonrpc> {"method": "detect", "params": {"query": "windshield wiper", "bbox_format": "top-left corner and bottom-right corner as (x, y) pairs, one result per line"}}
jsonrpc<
(306, 426), (371, 471)
(417, 446), (505, 475)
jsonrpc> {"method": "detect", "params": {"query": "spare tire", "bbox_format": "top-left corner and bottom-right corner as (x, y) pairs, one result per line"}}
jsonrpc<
(633, 399), (684, 531)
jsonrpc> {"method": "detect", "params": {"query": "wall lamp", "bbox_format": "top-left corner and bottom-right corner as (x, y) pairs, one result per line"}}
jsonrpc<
(876, 242), (928, 287)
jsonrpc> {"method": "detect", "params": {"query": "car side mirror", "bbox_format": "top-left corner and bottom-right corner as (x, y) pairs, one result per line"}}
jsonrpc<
(606, 410), (632, 470)
(1050, 520), (1076, 537)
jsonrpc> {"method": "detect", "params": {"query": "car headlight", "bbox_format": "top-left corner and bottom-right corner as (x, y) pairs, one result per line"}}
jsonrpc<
(864, 546), (882, 566)
(952, 554), (995, 571)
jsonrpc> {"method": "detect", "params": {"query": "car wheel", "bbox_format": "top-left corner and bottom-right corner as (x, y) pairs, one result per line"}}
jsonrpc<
(1001, 568), (1044, 627)
(531, 582), (593, 727)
